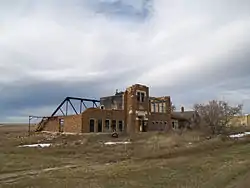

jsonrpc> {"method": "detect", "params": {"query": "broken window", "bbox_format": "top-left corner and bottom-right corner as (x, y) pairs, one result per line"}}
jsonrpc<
(151, 102), (154, 112)
(141, 92), (145, 102)
(163, 103), (166, 113)
(137, 91), (146, 102)
(97, 119), (102, 132)
(159, 102), (163, 113)
(89, 119), (95, 132)
(105, 119), (110, 131)
(137, 92), (141, 102)
(118, 120), (123, 132)
(172, 121), (175, 129)
(59, 118), (64, 132)
(158, 102), (165, 113)
(155, 103), (159, 112)
(111, 120), (116, 131)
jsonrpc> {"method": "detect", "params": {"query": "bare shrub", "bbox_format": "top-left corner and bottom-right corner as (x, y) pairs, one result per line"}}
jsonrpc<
(194, 100), (243, 135)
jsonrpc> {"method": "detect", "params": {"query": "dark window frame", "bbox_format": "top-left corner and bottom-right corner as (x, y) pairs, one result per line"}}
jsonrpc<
(105, 119), (110, 130)
(118, 120), (123, 132)
(89, 119), (95, 132)
(111, 120), (116, 131)
(97, 119), (102, 132)
(141, 92), (145, 102)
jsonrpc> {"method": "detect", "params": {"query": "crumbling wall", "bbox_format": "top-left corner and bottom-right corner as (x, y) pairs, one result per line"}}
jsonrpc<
(100, 93), (124, 110)
(148, 96), (172, 131)
(63, 115), (82, 133)
(42, 115), (82, 133)
(43, 117), (60, 132)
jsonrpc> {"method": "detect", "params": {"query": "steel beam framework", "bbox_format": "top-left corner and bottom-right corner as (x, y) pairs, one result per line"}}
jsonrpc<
(29, 96), (100, 133)
(50, 97), (100, 117)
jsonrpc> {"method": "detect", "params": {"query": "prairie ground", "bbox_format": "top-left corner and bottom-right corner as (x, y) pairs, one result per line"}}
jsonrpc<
(0, 124), (250, 188)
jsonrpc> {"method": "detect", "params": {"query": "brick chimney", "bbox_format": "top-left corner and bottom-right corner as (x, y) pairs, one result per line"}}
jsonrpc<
(181, 106), (184, 113)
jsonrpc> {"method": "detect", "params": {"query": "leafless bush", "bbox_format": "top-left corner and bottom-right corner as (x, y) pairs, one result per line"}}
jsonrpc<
(194, 100), (243, 135)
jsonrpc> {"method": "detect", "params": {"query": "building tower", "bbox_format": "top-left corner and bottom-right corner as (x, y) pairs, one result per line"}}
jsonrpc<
(124, 84), (149, 134)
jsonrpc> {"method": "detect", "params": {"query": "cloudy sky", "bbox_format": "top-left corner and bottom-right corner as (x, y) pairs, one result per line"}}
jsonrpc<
(1, 0), (250, 122)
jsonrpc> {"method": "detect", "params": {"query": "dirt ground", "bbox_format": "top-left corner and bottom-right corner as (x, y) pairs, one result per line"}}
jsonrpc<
(1, 125), (250, 188)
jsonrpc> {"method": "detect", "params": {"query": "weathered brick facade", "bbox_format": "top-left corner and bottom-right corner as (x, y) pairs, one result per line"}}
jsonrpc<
(43, 117), (60, 132)
(81, 108), (124, 133)
(41, 84), (172, 134)
(43, 115), (82, 133)
(63, 115), (82, 132)
(124, 84), (150, 133)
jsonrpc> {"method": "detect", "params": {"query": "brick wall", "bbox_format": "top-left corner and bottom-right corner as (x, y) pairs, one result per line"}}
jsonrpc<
(148, 113), (171, 131)
(124, 84), (149, 134)
(43, 117), (60, 132)
(43, 115), (82, 133)
(148, 96), (172, 131)
(82, 108), (124, 133)
(63, 114), (82, 133)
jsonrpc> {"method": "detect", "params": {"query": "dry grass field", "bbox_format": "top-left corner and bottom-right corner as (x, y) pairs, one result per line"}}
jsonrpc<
(1, 124), (250, 188)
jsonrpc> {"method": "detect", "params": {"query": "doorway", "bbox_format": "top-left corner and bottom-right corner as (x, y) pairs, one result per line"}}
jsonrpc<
(139, 118), (148, 132)
(59, 118), (64, 132)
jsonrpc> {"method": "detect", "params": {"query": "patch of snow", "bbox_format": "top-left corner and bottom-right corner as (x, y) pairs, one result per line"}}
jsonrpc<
(229, 132), (250, 138)
(41, 131), (79, 135)
(61, 132), (81, 135)
(104, 141), (131, 145)
(18, 143), (52, 148)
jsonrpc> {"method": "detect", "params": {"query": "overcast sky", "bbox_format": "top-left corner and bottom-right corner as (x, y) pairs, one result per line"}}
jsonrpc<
(1, 0), (250, 122)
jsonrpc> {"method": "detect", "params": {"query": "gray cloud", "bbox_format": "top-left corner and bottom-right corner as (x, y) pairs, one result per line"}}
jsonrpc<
(1, 0), (250, 122)
(84, 0), (152, 21)
(0, 67), (140, 121)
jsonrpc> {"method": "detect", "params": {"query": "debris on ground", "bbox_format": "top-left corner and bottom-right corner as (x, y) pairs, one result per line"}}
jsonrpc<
(111, 132), (119, 138)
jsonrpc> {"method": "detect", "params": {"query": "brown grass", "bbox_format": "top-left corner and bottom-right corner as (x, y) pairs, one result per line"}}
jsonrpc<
(1, 125), (250, 187)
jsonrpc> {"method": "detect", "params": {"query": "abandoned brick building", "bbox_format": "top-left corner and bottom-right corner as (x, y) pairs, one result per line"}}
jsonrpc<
(36, 84), (172, 134)
(171, 107), (200, 130)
